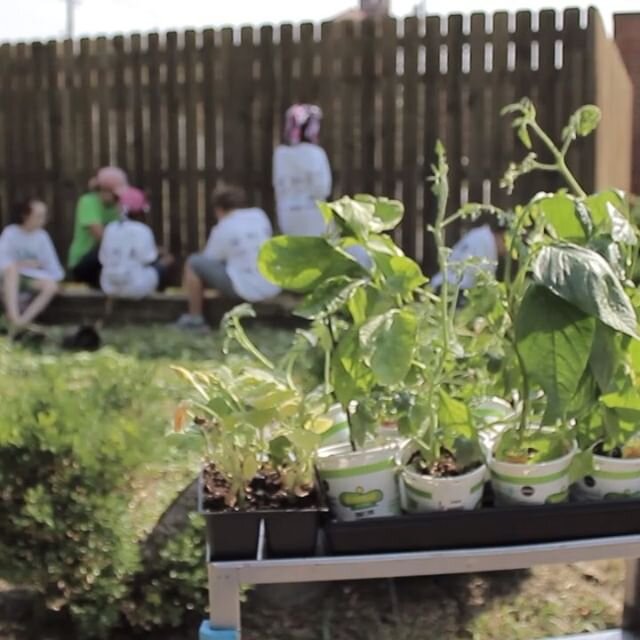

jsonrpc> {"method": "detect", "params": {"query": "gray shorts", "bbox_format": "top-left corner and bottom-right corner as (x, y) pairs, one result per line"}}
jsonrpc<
(188, 254), (237, 297)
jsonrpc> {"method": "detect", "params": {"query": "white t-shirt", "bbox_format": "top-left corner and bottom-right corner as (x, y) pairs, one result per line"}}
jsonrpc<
(431, 224), (498, 290)
(273, 143), (332, 236)
(203, 208), (280, 302)
(0, 224), (64, 281)
(99, 219), (159, 299)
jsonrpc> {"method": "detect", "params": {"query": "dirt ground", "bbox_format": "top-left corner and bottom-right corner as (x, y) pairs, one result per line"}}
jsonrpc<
(0, 560), (626, 639)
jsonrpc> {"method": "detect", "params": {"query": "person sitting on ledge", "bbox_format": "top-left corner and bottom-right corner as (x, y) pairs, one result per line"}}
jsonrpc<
(0, 198), (64, 331)
(67, 166), (128, 289)
(99, 186), (174, 299)
(175, 185), (280, 331)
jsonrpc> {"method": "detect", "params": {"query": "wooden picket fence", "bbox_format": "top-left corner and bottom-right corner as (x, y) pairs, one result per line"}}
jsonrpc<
(0, 8), (632, 273)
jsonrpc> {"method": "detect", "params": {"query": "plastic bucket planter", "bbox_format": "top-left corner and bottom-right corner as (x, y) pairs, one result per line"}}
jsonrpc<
(315, 441), (400, 522)
(398, 442), (486, 512)
(574, 447), (640, 501)
(319, 404), (351, 449)
(489, 443), (577, 506)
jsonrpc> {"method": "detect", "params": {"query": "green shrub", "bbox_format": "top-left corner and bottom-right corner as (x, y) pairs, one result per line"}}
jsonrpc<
(123, 513), (208, 630)
(0, 344), (175, 637)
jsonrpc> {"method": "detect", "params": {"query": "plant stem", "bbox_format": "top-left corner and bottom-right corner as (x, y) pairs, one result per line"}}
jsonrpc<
(326, 318), (357, 452)
(426, 146), (452, 458)
(530, 120), (587, 198)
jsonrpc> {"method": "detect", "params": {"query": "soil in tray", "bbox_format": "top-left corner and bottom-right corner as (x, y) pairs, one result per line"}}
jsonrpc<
(408, 450), (481, 478)
(593, 442), (640, 459)
(202, 463), (318, 512)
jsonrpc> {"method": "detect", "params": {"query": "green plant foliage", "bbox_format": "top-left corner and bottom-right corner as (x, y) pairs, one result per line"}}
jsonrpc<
(516, 285), (596, 423)
(0, 346), (172, 637)
(533, 243), (638, 338)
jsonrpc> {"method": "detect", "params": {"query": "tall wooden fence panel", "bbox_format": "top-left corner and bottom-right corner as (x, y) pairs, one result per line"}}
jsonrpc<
(0, 9), (629, 273)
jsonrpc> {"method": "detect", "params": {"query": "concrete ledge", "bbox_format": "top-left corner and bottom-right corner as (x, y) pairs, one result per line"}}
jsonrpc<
(38, 287), (302, 327)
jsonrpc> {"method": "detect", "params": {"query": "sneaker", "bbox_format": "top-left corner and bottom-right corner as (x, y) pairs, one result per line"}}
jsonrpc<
(174, 314), (209, 331)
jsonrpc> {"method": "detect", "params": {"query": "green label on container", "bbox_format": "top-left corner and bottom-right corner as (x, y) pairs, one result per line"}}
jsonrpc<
(339, 487), (384, 511)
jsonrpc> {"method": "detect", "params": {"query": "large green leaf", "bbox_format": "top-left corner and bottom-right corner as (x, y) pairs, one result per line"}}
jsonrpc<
(359, 308), (418, 386)
(331, 328), (375, 405)
(516, 285), (596, 422)
(354, 194), (405, 231)
(294, 276), (366, 320)
(588, 322), (620, 393)
(533, 243), (638, 338)
(258, 236), (366, 292)
(530, 193), (586, 242)
(585, 189), (630, 235)
(374, 253), (427, 297)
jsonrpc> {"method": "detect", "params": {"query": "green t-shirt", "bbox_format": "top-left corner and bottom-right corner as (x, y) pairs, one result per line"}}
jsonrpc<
(67, 193), (119, 268)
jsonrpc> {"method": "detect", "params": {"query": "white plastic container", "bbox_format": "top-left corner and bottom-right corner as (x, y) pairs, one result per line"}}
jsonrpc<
(489, 442), (577, 506)
(398, 442), (486, 512)
(574, 447), (640, 501)
(315, 441), (400, 522)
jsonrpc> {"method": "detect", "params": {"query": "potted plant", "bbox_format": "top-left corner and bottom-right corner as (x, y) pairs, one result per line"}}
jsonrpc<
(260, 185), (491, 517)
(173, 305), (331, 559)
(468, 99), (639, 505)
(259, 195), (427, 521)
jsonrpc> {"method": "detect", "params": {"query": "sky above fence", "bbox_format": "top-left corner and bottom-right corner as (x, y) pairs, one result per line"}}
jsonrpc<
(1, 0), (637, 42)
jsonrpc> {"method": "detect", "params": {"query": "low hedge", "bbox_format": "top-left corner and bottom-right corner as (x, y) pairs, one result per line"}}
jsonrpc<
(0, 342), (203, 638)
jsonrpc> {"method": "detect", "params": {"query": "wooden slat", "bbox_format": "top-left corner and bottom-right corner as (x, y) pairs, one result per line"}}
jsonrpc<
(490, 12), (512, 210)
(258, 25), (276, 216)
(537, 9), (561, 194)
(380, 17), (397, 200)
(423, 15), (441, 274)
(147, 32), (164, 247)
(445, 15), (464, 221)
(45, 41), (64, 252)
(561, 8), (583, 190)
(165, 31), (181, 258)
(299, 22), (315, 103)
(202, 28), (217, 230)
(2, 45), (17, 209)
(184, 30), (199, 253)
(402, 16), (419, 259)
(320, 21), (336, 186)
(130, 33), (145, 187)
(0, 44), (11, 217)
(95, 36), (111, 166)
(78, 38), (94, 184)
(220, 27), (235, 186)
(279, 24), (294, 128)
(360, 18), (376, 195)
(339, 19), (356, 195)
(468, 13), (486, 203)
(59, 39), (77, 255)
(513, 11), (534, 204)
(15, 44), (30, 190)
(238, 26), (254, 199)
(29, 42), (48, 198)
(113, 35), (128, 169)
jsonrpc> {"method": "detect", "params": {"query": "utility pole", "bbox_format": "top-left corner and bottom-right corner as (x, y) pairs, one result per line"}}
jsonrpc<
(62, 0), (80, 39)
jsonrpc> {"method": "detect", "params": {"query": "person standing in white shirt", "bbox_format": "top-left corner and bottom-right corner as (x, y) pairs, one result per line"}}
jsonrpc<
(99, 187), (174, 299)
(430, 220), (507, 292)
(0, 198), (64, 329)
(273, 104), (331, 237)
(175, 185), (280, 330)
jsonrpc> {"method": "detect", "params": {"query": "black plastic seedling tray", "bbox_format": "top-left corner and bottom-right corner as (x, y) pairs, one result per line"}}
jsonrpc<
(198, 480), (328, 561)
(325, 499), (640, 555)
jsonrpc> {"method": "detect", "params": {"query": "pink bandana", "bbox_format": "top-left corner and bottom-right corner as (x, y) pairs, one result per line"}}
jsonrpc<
(283, 104), (323, 145)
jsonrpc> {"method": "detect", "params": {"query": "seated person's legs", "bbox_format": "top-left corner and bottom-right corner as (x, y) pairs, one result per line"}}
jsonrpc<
(175, 254), (236, 329)
(18, 278), (59, 326)
(150, 252), (175, 293)
(70, 245), (101, 289)
(1, 263), (21, 325)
